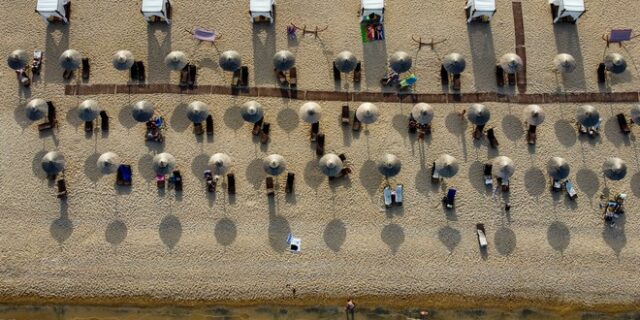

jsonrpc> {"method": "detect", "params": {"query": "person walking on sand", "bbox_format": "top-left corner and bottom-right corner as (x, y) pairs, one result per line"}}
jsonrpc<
(345, 299), (355, 320)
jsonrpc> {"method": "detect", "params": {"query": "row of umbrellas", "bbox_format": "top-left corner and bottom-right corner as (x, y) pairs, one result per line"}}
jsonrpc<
(40, 151), (629, 181)
(7, 49), (628, 75)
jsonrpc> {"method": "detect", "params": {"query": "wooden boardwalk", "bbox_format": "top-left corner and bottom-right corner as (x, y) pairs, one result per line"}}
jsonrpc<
(512, 0), (527, 93)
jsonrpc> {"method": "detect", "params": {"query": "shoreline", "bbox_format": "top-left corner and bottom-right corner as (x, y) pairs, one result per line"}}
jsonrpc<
(1, 293), (639, 316)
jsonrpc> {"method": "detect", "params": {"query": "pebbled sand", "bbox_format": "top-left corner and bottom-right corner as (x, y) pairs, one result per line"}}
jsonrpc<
(1, 0), (640, 310)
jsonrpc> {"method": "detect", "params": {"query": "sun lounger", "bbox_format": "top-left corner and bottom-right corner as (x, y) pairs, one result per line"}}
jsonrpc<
(47, 101), (57, 124)
(617, 113), (631, 134)
(188, 64), (197, 88)
(500, 177), (510, 192)
(190, 27), (220, 43)
(310, 122), (319, 141)
(57, 179), (67, 199)
(487, 128), (499, 148)
(276, 70), (287, 86)
(440, 65), (449, 86)
(260, 122), (270, 144)
(227, 173), (236, 194)
(352, 113), (361, 131)
(81, 58), (90, 80)
(395, 184), (404, 205)
(333, 62), (341, 81)
(32, 50), (42, 75)
(16, 69), (31, 87)
(473, 124), (485, 139)
(431, 162), (441, 183)
(130, 62), (139, 81)
(527, 125), (536, 144)
(353, 62), (361, 84)
(408, 115), (418, 134)
(551, 178), (562, 192)
(316, 133), (325, 156)
(341, 105), (350, 125)
(289, 67), (298, 89)
(172, 170), (183, 192)
(136, 61), (146, 82)
(476, 224), (488, 248)
(62, 69), (73, 80)
(483, 164), (493, 186)
(194, 122), (204, 135)
(565, 180), (577, 200)
(100, 111), (109, 131)
(597, 63), (606, 84)
(180, 65), (189, 88)
(452, 74), (461, 91)
(116, 165), (132, 186)
(285, 172), (295, 194)
(266, 177), (275, 196)
(156, 174), (165, 188)
(84, 121), (93, 133)
(507, 73), (516, 86)
(443, 188), (456, 209)
(232, 68), (241, 87)
(204, 170), (215, 192)
(252, 117), (263, 136)
(38, 122), (54, 131)
(206, 115), (213, 135)
(383, 185), (392, 208)
(240, 66), (249, 87)
(495, 65), (504, 87)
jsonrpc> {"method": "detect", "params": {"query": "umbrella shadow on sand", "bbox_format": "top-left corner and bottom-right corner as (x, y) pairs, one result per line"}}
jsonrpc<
(323, 219), (346, 252)
(547, 221), (570, 254)
(50, 202), (72, 244)
(105, 220), (127, 246)
(381, 223), (404, 254)
(494, 226), (516, 256)
(359, 159), (383, 198)
(159, 215), (182, 249)
(268, 215), (290, 253)
(438, 225), (461, 253)
(215, 217), (237, 247)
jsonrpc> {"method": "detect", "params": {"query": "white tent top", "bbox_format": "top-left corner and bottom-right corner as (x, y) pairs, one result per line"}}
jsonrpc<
(553, 0), (584, 11)
(250, 0), (272, 12)
(37, 0), (64, 12)
(142, 0), (164, 12)
(471, 0), (495, 11)
(362, 0), (384, 10)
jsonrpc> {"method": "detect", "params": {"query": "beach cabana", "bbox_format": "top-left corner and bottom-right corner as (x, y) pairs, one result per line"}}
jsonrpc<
(36, 0), (70, 24)
(549, 0), (585, 24)
(465, 0), (495, 23)
(360, 0), (384, 23)
(141, 0), (172, 24)
(250, 0), (275, 23)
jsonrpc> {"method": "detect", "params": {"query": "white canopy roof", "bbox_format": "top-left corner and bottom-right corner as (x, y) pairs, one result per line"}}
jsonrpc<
(142, 0), (164, 13)
(250, 0), (272, 12)
(362, 0), (384, 9)
(472, 0), (495, 11)
(37, 0), (63, 12)
(560, 0), (584, 11)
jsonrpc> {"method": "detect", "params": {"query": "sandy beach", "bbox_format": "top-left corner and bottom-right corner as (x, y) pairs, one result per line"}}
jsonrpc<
(2, 0), (640, 314)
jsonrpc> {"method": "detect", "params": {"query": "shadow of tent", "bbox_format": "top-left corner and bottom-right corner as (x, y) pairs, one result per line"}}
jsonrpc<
(438, 225), (461, 253)
(547, 221), (570, 253)
(50, 215), (73, 243)
(252, 25), (276, 86)
(602, 215), (626, 256)
(553, 24), (586, 90)
(467, 23), (496, 92)
(159, 215), (182, 249)
(268, 215), (290, 253)
(43, 24), (69, 84)
(494, 227), (516, 256)
(575, 168), (600, 198)
(501, 114), (524, 141)
(147, 24), (171, 83)
(277, 107), (299, 133)
(524, 167), (546, 197)
(381, 223), (404, 254)
(553, 119), (577, 147)
(323, 218), (346, 252)
(105, 220), (127, 246)
(362, 40), (387, 90)
(215, 217), (237, 247)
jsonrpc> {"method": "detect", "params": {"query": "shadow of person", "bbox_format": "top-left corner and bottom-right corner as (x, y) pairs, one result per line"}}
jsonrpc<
(381, 223), (404, 254)
(494, 227), (516, 256)
(268, 215), (290, 253)
(105, 220), (127, 246)
(602, 214), (626, 257)
(159, 215), (182, 249)
(547, 221), (570, 254)
(215, 217), (237, 247)
(323, 219), (347, 252)
(438, 225), (461, 253)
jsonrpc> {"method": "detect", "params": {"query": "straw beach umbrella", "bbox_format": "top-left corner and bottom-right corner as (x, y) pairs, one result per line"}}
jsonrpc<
(435, 154), (459, 178)
(467, 104), (491, 126)
(7, 49), (28, 70)
(356, 102), (379, 124)
(97, 152), (120, 174)
(112, 50), (134, 71)
(41, 151), (65, 175)
(523, 104), (545, 126)
(411, 103), (434, 125)
(576, 105), (600, 127)
(153, 153), (176, 175)
(603, 157), (627, 181)
(553, 53), (576, 74)
(378, 154), (401, 177)
(241, 100), (264, 123)
(263, 154), (286, 176)
(389, 51), (412, 73)
(492, 156), (515, 179)
(78, 99), (100, 121)
(443, 53), (466, 75)
(334, 51), (358, 73)
(164, 51), (188, 70)
(59, 49), (81, 70)
(604, 53), (626, 74)
(630, 104), (640, 125)
(26, 98), (48, 121)
(299, 102), (322, 124)
(273, 50), (295, 71)
(319, 153), (344, 177)
(547, 157), (570, 180)
(187, 101), (209, 123)
(209, 153), (232, 175)
(219, 50), (242, 72)
(132, 100), (154, 122)
(499, 53), (523, 74)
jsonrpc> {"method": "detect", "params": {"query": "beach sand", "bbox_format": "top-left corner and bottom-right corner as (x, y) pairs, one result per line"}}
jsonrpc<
(1, 0), (640, 313)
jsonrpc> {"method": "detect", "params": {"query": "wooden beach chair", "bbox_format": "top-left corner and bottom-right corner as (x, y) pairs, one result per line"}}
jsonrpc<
(82, 58), (90, 80)
(500, 177), (510, 192)
(353, 62), (361, 84)
(266, 177), (275, 196)
(285, 172), (295, 194)
(487, 128), (499, 148)
(204, 170), (215, 192)
(252, 117), (264, 136)
(57, 179), (67, 199)
(84, 121), (93, 133)
(180, 64), (189, 88)
(473, 124), (485, 139)
(476, 224), (488, 248)
(395, 184), (404, 206)
(527, 124), (536, 144)
(206, 115), (214, 135)
(617, 113), (631, 134)
(316, 133), (325, 156)
(276, 70), (287, 86)
(333, 62), (341, 81)
(240, 66), (249, 87)
(483, 164), (493, 186)
(440, 65), (449, 86)
(352, 113), (361, 131)
(452, 74), (461, 91)
(383, 185), (392, 208)
(408, 114), (418, 134)
(156, 174), (166, 189)
(310, 122), (320, 142)
(194, 122), (204, 135)
(565, 180), (577, 200)
(232, 68), (241, 87)
(39, 102), (57, 131)
(100, 111), (109, 131)
(495, 65), (504, 87)
(227, 173), (236, 194)
(188, 64), (197, 89)
(260, 122), (270, 144)
(289, 67), (298, 89)
(507, 73), (516, 86)
(136, 61), (146, 82)
(597, 63), (606, 84)
(443, 188), (456, 209)
(341, 105), (350, 125)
